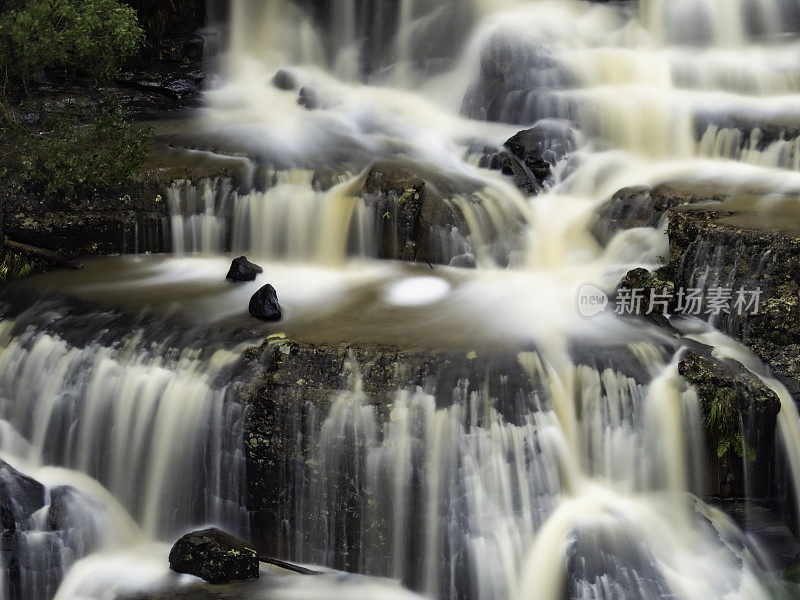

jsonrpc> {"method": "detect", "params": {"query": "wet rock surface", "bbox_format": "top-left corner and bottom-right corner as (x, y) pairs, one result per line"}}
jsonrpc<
(227, 257), (264, 282)
(239, 335), (547, 566)
(169, 528), (260, 584)
(0, 462), (106, 599)
(2, 174), (169, 259)
(715, 500), (800, 570)
(27, 34), (207, 119)
(591, 181), (728, 245)
(362, 159), (526, 265)
(461, 32), (570, 125)
(615, 267), (676, 316)
(249, 285), (282, 322)
(608, 182), (800, 499)
(608, 182), (800, 397)
(0, 461), (45, 531)
(660, 197), (800, 396)
(476, 120), (575, 195)
(679, 348), (781, 497)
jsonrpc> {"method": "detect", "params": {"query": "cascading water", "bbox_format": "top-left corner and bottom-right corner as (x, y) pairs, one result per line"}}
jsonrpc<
(4, 0), (800, 599)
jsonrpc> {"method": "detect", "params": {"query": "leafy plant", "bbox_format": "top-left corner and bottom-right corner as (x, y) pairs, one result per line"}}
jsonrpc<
(0, 0), (144, 91)
(706, 388), (757, 485)
(0, 250), (35, 284)
(1, 102), (151, 198)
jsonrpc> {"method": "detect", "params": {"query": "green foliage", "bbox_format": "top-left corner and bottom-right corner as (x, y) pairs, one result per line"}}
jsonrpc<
(2, 103), (151, 198)
(121, 0), (205, 44)
(0, 250), (35, 284)
(706, 387), (736, 432)
(705, 387), (757, 485)
(0, 0), (143, 88)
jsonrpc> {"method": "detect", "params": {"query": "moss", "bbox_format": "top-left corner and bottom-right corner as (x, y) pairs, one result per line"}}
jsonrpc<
(679, 350), (778, 489)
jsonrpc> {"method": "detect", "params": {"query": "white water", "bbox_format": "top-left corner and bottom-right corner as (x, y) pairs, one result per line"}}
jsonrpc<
(4, 0), (800, 599)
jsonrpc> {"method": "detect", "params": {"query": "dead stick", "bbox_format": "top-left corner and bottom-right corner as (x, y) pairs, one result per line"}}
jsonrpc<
(257, 555), (320, 575)
(6, 240), (83, 269)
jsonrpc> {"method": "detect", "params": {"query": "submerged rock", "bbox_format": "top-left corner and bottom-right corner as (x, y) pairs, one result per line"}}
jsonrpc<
(461, 32), (570, 124)
(715, 500), (800, 570)
(226, 256), (264, 282)
(249, 284), (282, 321)
(0, 460), (45, 530)
(477, 120), (576, 195)
(168, 528), (259, 584)
(591, 181), (728, 245)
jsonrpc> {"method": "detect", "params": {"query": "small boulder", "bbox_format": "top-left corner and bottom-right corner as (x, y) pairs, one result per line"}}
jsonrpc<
(226, 256), (264, 282)
(449, 253), (477, 269)
(298, 86), (319, 110)
(168, 528), (259, 584)
(272, 69), (297, 90)
(249, 284), (282, 321)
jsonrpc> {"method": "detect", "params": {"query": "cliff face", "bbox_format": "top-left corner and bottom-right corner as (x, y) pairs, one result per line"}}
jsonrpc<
(662, 202), (800, 397)
(238, 335), (544, 570)
(595, 183), (800, 502)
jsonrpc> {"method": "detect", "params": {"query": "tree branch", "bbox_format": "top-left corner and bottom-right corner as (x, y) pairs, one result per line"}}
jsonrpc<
(5, 239), (83, 269)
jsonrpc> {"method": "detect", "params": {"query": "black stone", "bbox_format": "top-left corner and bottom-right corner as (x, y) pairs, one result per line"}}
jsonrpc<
(168, 528), (259, 584)
(226, 256), (264, 282)
(249, 284), (282, 322)
(272, 69), (297, 91)
(298, 86), (319, 110)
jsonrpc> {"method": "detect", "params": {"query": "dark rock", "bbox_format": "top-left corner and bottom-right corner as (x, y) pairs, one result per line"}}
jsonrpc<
(449, 253), (477, 269)
(657, 191), (800, 392)
(272, 69), (298, 91)
(567, 522), (673, 600)
(716, 500), (800, 570)
(679, 348), (781, 497)
(0, 461), (45, 531)
(363, 162), (442, 264)
(116, 66), (204, 101)
(240, 336), (548, 572)
(226, 256), (264, 283)
(498, 153), (547, 195)
(477, 120), (576, 195)
(1, 173), (169, 259)
(361, 159), (527, 265)
(169, 528), (259, 584)
(679, 350), (781, 427)
(591, 181), (728, 245)
(461, 32), (571, 124)
(614, 267), (675, 315)
(249, 284), (282, 322)
(504, 120), (575, 167)
(112, 33), (206, 106)
(298, 86), (319, 110)
(591, 186), (658, 244)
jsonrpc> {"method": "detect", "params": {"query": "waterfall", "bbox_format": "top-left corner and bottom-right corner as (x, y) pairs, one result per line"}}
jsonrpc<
(0, 318), (250, 541)
(0, 300), (254, 598)
(6, 0), (800, 598)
